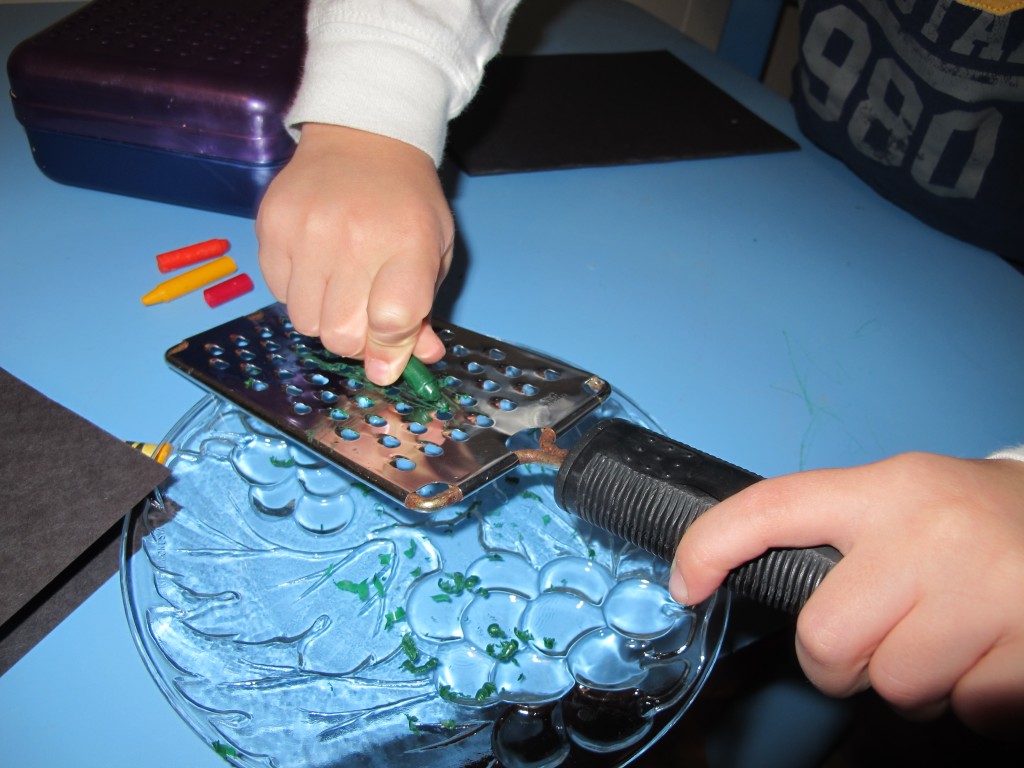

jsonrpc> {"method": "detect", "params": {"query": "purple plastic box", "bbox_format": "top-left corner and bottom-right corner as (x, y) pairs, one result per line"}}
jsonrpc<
(7, 0), (307, 217)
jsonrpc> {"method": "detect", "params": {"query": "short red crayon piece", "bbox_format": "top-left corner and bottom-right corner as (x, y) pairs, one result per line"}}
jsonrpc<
(204, 273), (254, 307)
(156, 238), (230, 273)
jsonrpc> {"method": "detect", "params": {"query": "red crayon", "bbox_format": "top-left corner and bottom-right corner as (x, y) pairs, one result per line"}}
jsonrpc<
(204, 273), (254, 307)
(156, 238), (230, 273)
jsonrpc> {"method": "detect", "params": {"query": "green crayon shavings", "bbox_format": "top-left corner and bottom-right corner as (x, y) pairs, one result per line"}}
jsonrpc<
(299, 352), (456, 423)
(399, 633), (439, 675)
(400, 657), (439, 675)
(334, 579), (370, 601)
(269, 455), (295, 468)
(485, 639), (520, 663)
(406, 715), (421, 733)
(212, 741), (238, 759)
(437, 685), (459, 703)
(384, 607), (406, 631)
(433, 571), (483, 602)
(475, 682), (498, 701)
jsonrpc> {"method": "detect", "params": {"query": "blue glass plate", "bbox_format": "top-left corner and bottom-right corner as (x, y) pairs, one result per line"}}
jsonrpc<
(121, 391), (728, 767)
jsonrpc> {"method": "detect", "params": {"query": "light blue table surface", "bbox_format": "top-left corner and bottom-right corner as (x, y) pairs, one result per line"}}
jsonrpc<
(2, 2), (1022, 767)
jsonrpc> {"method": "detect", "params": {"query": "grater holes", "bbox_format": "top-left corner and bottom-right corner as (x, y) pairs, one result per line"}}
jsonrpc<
(408, 422), (428, 435)
(329, 409), (349, 421)
(293, 403), (311, 416)
(537, 368), (563, 381)
(391, 457), (416, 471)
(205, 343), (225, 356)
(379, 436), (401, 449)
(479, 379), (500, 392)
(365, 415), (387, 428)
(210, 358), (230, 371)
(452, 344), (470, 357)
(420, 442), (444, 457)
(492, 398), (517, 412)
(513, 382), (539, 396)
(337, 427), (359, 441)
(498, 364), (522, 378)
(416, 481), (451, 499)
(487, 348), (506, 361)
(464, 361), (484, 374)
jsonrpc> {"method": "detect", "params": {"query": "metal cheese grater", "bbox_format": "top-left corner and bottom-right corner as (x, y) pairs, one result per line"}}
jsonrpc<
(166, 303), (610, 511)
(167, 303), (840, 614)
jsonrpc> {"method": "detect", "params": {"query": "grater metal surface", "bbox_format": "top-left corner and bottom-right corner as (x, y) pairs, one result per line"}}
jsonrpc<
(166, 304), (610, 510)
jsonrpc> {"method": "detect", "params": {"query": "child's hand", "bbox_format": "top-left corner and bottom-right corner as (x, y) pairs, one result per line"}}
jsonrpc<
(669, 453), (1024, 736)
(256, 123), (454, 385)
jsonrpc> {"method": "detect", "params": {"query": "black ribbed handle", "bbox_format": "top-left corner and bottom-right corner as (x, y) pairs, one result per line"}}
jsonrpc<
(555, 419), (840, 614)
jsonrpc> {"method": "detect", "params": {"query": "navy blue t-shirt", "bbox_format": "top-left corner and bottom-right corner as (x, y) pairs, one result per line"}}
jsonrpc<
(792, 0), (1022, 262)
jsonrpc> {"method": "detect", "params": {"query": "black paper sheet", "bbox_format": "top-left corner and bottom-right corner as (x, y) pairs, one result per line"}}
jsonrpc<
(0, 367), (170, 674)
(447, 50), (799, 175)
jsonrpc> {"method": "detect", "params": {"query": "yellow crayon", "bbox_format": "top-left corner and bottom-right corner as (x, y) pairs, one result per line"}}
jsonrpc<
(141, 255), (237, 305)
(126, 441), (174, 464)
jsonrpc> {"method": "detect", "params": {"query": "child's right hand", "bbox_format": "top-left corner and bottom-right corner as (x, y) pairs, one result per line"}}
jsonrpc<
(255, 123), (454, 385)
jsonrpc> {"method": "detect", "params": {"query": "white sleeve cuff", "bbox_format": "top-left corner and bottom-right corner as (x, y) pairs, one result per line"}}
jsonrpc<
(286, 37), (454, 164)
(987, 444), (1024, 462)
(285, 1), (518, 166)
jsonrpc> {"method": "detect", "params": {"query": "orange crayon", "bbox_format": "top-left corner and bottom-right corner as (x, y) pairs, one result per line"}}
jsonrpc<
(156, 238), (230, 272)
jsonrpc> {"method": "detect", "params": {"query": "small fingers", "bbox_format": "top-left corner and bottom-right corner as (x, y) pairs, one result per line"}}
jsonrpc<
(669, 468), (863, 605)
(793, 549), (916, 698)
(362, 250), (446, 385)
(950, 638), (1024, 737)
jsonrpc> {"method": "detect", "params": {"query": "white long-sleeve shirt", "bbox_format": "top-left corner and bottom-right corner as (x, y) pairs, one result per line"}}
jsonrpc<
(286, 0), (520, 165)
